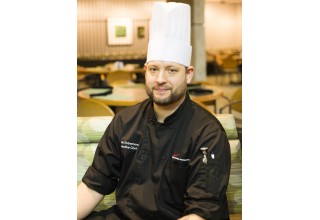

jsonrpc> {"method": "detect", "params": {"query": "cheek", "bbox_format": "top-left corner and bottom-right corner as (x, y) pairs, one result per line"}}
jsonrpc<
(171, 75), (187, 85)
(145, 75), (153, 84)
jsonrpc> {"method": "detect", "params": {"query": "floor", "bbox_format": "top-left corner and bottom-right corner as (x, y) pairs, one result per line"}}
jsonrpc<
(230, 213), (242, 220)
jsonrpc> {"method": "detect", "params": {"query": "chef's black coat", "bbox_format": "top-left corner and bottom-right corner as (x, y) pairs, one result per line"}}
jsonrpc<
(82, 94), (231, 220)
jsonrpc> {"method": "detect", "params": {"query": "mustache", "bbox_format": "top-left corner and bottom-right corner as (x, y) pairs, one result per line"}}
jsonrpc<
(153, 85), (171, 90)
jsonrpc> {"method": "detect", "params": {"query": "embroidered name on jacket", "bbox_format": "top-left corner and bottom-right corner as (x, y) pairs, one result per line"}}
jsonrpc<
(121, 140), (139, 150)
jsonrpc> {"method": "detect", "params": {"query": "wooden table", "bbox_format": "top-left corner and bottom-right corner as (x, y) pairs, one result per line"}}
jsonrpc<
(77, 66), (146, 87)
(77, 83), (223, 113)
(77, 66), (145, 76)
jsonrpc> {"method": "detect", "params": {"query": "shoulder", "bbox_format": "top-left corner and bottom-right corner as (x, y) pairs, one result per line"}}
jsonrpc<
(189, 101), (225, 133)
(113, 98), (151, 124)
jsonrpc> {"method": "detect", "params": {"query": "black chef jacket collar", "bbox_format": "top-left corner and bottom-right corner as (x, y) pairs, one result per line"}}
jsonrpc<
(147, 93), (192, 125)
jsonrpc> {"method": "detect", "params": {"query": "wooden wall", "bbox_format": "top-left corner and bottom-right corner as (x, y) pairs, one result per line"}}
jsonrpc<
(77, 0), (241, 59)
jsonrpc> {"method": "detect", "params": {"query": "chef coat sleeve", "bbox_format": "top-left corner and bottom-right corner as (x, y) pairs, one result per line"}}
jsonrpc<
(82, 116), (122, 195)
(183, 125), (231, 219)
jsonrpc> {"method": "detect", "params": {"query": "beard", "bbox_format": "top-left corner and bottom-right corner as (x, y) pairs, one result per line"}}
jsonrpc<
(145, 83), (187, 106)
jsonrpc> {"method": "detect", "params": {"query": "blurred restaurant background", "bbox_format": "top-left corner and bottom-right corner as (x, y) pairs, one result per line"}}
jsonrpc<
(77, 1), (242, 219)
(77, 0), (242, 121)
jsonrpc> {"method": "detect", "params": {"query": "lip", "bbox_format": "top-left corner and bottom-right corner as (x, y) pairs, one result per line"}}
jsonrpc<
(153, 87), (170, 94)
(154, 88), (168, 91)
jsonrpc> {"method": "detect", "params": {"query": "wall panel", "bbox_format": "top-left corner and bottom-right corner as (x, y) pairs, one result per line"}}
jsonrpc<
(78, 0), (241, 58)
(205, 2), (242, 52)
(77, 0), (165, 59)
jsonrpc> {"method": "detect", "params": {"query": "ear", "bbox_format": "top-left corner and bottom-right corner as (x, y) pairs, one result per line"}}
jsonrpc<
(144, 63), (147, 79)
(186, 66), (194, 83)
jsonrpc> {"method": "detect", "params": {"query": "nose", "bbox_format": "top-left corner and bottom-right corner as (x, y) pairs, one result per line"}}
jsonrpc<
(155, 69), (167, 84)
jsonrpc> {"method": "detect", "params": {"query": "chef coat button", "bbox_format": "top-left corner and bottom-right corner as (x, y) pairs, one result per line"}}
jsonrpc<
(127, 208), (134, 213)
(148, 121), (154, 126)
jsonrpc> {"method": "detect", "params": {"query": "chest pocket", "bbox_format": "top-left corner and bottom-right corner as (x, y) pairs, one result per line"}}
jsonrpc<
(168, 158), (189, 187)
(160, 157), (190, 207)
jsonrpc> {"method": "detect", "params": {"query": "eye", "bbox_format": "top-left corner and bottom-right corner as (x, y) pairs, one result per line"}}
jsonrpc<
(168, 68), (178, 74)
(149, 67), (158, 73)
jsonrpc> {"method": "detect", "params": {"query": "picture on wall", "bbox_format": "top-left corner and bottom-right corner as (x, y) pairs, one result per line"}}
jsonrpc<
(137, 26), (145, 38)
(107, 18), (133, 45)
(115, 26), (127, 37)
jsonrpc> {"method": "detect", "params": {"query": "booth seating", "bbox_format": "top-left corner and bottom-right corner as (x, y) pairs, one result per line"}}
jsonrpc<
(77, 114), (242, 219)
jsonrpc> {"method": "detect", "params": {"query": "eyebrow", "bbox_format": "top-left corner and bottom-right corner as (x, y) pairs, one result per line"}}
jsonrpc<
(147, 64), (181, 70)
(147, 65), (158, 68)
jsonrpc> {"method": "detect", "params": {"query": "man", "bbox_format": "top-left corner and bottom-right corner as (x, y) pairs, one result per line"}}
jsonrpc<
(78, 2), (231, 220)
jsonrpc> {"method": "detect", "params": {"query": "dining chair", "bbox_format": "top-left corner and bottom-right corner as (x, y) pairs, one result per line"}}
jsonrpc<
(219, 86), (242, 145)
(221, 56), (241, 85)
(219, 86), (242, 129)
(219, 86), (242, 114)
(106, 70), (135, 86)
(77, 98), (115, 117)
(219, 52), (242, 84)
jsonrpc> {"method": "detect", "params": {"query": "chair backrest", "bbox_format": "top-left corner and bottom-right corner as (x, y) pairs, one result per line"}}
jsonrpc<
(231, 87), (242, 113)
(221, 57), (239, 70)
(77, 99), (115, 117)
(219, 86), (242, 114)
(107, 70), (134, 86)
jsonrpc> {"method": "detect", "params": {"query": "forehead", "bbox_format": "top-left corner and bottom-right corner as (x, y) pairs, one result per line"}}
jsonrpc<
(146, 61), (184, 68)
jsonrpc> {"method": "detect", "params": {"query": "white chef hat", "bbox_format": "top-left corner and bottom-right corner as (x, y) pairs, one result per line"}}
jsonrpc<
(146, 2), (192, 67)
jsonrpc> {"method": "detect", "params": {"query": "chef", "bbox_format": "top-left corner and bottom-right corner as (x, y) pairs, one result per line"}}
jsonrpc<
(77, 2), (231, 220)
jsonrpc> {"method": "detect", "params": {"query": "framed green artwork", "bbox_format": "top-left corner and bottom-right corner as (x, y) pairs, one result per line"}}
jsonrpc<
(137, 26), (145, 38)
(115, 26), (126, 37)
(107, 18), (133, 45)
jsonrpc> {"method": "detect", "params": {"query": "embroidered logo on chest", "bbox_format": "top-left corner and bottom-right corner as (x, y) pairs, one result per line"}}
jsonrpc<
(171, 152), (190, 161)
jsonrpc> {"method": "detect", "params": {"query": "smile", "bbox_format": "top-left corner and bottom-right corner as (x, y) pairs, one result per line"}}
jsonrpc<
(154, 88), (170, 94)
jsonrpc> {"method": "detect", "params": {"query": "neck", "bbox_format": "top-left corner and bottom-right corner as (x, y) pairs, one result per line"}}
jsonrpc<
(153, 95), (185, 123)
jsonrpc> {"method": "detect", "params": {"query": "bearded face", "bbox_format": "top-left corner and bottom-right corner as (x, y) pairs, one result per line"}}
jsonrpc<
(145, 79), (187, 106)
(144, 61), (192, 106)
